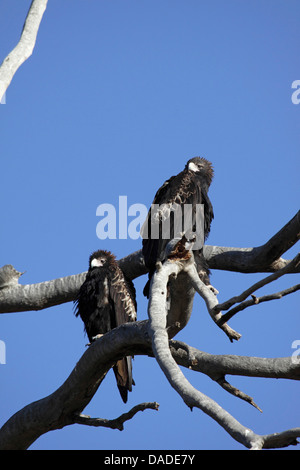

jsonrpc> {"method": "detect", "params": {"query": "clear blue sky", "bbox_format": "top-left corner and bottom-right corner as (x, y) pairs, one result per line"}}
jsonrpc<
(0, 0), (299, 450)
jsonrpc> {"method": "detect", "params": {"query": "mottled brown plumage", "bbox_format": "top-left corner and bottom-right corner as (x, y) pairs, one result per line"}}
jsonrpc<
(74, 250), (136, 403)
(141, 157), (214, 297)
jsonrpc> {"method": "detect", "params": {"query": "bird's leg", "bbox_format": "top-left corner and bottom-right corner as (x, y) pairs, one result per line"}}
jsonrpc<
(92, 333), (104, 341)
(86, 333), (104, 346)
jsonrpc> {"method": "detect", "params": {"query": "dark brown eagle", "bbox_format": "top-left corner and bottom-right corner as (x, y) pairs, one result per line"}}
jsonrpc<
(74, 250), (136, 403)
(141, 157), (214, 297)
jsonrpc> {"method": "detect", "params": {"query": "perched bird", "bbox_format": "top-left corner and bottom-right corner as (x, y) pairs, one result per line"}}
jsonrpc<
(141, 157), (214, 297)
(74, 250), (136, 403)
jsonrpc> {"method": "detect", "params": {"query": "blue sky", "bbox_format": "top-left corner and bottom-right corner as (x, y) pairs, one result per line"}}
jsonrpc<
(0, 0), (299, 450)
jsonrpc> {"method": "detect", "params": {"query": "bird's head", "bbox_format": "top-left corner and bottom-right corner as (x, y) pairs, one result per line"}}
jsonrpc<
(186, 157), (214, 185)
(89, 250), (116, 269)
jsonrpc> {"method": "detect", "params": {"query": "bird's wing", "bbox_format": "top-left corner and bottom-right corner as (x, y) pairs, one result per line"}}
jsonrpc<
(141, 173), (184, 268)
(108, 266), (136, 403)
(142, 170), (199, 267)
(74, 269), (111, 341)
(108, 266), (137, 327)
(200, 185), (214, 239)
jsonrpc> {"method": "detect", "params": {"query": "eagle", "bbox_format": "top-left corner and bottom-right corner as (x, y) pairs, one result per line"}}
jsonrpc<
(74, 250), (136, 403)
(141, 157), (214, 297)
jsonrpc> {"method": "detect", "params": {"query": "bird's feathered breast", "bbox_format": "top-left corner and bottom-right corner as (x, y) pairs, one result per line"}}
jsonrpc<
(142, 167), (214, 269)
(74, 262), (136, 340)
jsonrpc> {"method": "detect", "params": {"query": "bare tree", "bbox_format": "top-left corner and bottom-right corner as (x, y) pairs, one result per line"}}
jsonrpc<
(0, 211), (299, 450)
(1, 1), (299, 451)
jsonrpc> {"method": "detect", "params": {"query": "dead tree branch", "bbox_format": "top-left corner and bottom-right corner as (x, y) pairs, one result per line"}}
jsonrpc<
(212, 252), (300, 325)
(147, 259), (300, 449)
(0, 320), (299, 450)
(182, 258), (241, 341)
(216, 377), (262, 413)
(215, 253), (300, 314)
(0, 212), (298, 316)
(0, 212), (299, 449)
(0, 321), (152, 450)
(206, 210), (300, 273)
(168, 340), (300, 381)
(74, 402), (159, 431)
(0, 0), (48, 102)
(219, 283), (300, 325)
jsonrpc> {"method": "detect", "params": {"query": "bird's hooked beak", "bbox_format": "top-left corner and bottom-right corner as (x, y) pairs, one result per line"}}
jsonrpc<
(91, 258), (103, 268)
(188, 161), (200, 172)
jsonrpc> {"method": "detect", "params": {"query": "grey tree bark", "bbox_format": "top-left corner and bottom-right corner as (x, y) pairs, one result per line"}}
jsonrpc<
(0, 2), (299, 451)
(0, 211), (299, 450)
(0, 0), (48, 103)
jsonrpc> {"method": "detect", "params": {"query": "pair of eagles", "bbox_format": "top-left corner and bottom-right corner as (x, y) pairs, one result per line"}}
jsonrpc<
(74, 157), (214, 403)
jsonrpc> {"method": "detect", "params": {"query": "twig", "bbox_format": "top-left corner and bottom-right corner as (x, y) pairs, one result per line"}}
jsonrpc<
(216, 377), (262, 413)
(219, 284), (300, 325)
(74, 402), (159, 431)
(214, 253), (300, 314)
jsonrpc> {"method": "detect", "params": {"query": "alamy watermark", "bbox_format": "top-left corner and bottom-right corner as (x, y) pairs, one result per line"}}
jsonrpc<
(291, 80), (300, 105)
(0, 340), (6, 365)
(96, 196), (205, 250)
(291, 340), (300, 364)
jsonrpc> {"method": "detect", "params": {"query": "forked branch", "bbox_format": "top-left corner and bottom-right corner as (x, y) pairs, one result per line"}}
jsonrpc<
(0, 213), (299, 449)
(219, 283), (300, 325)
(1, 212), (299, 315)
(0, 319), (299, 450)
(215, 253), (300, 326)
(74, 402), (159, 431)
(147, 251), (300, 449)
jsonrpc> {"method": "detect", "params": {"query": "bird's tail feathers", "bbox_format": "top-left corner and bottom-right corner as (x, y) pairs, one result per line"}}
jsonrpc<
(113, 356), (134, 403)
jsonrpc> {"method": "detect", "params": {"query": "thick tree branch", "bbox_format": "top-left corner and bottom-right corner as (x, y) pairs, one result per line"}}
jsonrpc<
(147, 262), (300, 449)
(0, 321), (151, 450)
(0, 272), (88, 313)
(206, 210), (300, 273)
(0, 251), (146, 314)
(0, 213), (298, 449)
(0, 0), (48, 102)
(0, 320), (299, 450)
(261, 429), (300, 449)
(169, 340), (300, 381)
(0, 212), (298, 315)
